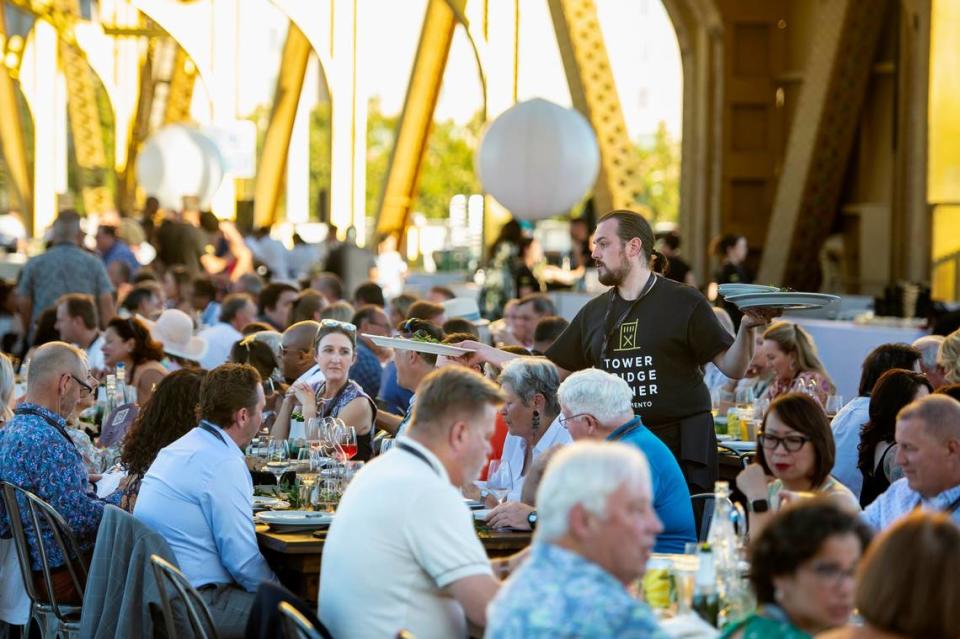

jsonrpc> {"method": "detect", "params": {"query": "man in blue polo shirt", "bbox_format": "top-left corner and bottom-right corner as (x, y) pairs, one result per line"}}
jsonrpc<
(557, 368), (696, 552)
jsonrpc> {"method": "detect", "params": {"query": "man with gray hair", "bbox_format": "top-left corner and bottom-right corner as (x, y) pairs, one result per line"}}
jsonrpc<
(913, 335), (947, 389)
(556, 368), (696, 552)
(17, 212), (115, 341)
(864, 394), (960, 530)
(320, 367), (511, 638)
(485, 441), (665, 638)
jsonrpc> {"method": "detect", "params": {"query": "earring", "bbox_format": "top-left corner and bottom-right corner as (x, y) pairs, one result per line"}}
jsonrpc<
(532, 410), (541, 433)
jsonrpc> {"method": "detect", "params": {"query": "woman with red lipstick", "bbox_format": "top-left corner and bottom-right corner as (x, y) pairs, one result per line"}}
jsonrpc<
(737, 393), (858, 538)
(722, 499), (872, 639)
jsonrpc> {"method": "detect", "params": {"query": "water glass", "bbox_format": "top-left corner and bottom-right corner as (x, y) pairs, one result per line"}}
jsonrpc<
(266, 439), (290, 486)
(825, 394), (844, 418)
(379, 438), (397, 455)
(486, 460), (514, 505)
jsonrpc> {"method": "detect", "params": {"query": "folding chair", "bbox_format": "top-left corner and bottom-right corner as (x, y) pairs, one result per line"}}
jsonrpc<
(0, 481), (88, 639)
(149, 555), (220, 639)
(690, 493), (716, 542)
(279, 601), (325, 639)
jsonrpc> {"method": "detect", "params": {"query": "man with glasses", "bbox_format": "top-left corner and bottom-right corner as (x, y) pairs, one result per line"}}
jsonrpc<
(0, 342), (112, 604)
(349, 305), (391, 397)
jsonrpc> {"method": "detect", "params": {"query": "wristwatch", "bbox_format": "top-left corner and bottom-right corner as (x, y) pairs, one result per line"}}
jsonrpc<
(527, 510), (538, 530)
(749, 499), (770, 513)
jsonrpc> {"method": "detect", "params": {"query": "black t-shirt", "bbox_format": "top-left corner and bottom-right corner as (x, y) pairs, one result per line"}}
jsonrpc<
(156, 220), (207, 274)
(546, 275), (734, 425)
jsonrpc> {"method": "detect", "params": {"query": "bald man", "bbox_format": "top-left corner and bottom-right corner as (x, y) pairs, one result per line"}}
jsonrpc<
(0, 342), (111, 603)
(280, 320), (321, 384)
(864, 394), (960, 530)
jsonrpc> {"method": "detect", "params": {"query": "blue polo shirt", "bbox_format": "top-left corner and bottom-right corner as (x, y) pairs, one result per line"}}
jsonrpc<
(608, 417), (697, 553)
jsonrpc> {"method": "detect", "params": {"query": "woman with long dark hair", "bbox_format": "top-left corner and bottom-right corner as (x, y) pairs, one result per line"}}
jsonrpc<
(101, 316), (167, 404)
(857, 369), (932, 508)
(116, 368), (205, 511)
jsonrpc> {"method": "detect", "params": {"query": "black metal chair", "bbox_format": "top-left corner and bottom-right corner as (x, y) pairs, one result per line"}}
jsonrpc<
(149, 554), (220, 639)
(690, 492), (716, 542)
(0, 481), (88, 639)
(278, 602), (324, 639)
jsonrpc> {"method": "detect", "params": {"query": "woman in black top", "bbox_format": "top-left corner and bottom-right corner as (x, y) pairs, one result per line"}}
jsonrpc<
(858, 369), (932, 507)
(711, 233), (752, 329)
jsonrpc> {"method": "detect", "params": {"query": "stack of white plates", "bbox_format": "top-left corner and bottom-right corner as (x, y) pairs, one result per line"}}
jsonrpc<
(256, 510), (334, 533)
(717, 283), (779, 297)
(252, 496), (290, 512)
(718, 284), (840, 310)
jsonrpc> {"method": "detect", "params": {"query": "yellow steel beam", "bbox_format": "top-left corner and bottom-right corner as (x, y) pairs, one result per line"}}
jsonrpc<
(253, 22), (311, 228)
(0, 3), (33, 219)
(374, 0), (461, 240)
(162, 43), (195, 125)
(547, 0), (645, 215)
(119, 34), (157, 214)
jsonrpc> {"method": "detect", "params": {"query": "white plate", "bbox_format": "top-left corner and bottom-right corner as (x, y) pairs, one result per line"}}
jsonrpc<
(252, 496), (290, 509)
(719, 440), (757, 453)
(718, 284), (779, 297)
(257, 511), (334, 526)
(363, 334), (474, 357)
(723, 292), (840, 310)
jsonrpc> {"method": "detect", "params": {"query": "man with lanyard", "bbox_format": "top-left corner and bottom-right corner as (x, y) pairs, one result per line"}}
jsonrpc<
(134, 364), (278, 638)
(486, 368), (696, 553)
(462, 209), (775, 494)
(864, 394), (960, 530)
(0, 342), (109, 604)
(321, 367), (520, 638)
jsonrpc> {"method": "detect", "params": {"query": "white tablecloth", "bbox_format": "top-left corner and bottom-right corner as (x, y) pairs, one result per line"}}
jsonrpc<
(793, 318), (926, 401)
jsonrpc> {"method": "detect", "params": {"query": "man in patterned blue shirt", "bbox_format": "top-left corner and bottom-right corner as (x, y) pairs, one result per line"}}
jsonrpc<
(485, 441), (667, 638)
(0, 342), (112, 603)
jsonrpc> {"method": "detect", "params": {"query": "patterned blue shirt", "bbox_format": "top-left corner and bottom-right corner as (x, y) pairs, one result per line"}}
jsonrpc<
(101, 239), (140, 272)
(16, 243), (113, 330)
(0, 404), (117, 570)
(350, 340), (383, 399)
(862, 477), (960, 530)
(485, 542), (666, 638)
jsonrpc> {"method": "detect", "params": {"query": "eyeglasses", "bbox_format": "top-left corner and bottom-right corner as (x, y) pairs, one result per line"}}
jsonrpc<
(757, 433), (810, 452)
(559, 413), (589, 428)
(319, 319), (357, 333)
(804, 561), (856, 586)
(69, 374), (96, 398)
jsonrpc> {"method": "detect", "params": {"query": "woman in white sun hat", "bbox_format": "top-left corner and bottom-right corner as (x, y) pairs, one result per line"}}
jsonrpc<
(143, 309), (209, 373)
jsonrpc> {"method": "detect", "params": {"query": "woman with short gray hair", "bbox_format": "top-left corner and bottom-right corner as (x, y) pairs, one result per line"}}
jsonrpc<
(487, 357), (571, 508)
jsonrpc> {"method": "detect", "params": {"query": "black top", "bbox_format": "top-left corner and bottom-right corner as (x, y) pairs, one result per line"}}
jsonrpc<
(859, 442), (895, 508)
(713, 262), (753, 330)
(664, 256), (692, 284)
(155, 220), (207, 274)
(515, 265), (541, 296)
(545, 275), (734, 426)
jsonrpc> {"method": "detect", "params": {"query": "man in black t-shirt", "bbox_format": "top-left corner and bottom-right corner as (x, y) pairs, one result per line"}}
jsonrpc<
(462, 210), (776, 494)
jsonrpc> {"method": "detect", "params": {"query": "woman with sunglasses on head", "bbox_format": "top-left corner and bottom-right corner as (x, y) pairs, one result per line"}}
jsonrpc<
(100, 316), (167, 405)
(272, 319), (376, 460)
(737, 393), (858, 538)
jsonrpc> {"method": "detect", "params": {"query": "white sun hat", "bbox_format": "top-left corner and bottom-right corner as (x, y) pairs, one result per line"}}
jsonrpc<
(142, 309), (208, 362)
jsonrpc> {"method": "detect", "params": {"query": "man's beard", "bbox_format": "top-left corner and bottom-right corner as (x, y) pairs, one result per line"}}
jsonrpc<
(597, 253), (631, 286)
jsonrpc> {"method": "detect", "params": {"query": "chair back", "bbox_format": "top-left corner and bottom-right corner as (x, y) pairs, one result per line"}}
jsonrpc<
(279, 601), (324, 639)
(149, 554), (219, 639)
(0, 481), (88, 620)
(690, 492), (716, 542)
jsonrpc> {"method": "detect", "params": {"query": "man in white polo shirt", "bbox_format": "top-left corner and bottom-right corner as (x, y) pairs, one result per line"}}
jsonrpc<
(197, 293), (257, 369)
(319, 366), (506, 638)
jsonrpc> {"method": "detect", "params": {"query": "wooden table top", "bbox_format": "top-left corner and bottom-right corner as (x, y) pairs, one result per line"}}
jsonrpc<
(256, 523), (533, 556)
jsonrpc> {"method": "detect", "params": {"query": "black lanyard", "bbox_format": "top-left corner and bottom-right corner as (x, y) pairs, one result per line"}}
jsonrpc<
(608, 416), (644, 442)
(198, 420), (228, 446)
(599, 274), (657, 361)
(397, 441), (439, 476)
(16, 406), (75, 449)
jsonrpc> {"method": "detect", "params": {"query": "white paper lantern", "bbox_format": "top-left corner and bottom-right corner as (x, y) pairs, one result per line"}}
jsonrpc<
(136, 125), (225, 210)
(476, 98), (600, 220)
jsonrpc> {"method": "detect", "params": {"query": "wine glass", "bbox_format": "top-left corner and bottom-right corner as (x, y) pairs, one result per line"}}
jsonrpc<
(825, 394), (844, 418)
(266, 439), (290, 487)
(485, 460), (514, 505)
(336, 426), (358, 462)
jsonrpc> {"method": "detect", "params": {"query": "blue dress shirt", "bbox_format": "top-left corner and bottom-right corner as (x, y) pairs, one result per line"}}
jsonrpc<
(831, 396), (870, 498)
(863, 477), (960, 531)
(379, 360), (413, 416)
(608, 417), (697, 553)
(134, 420), (277, 591)
(349, 340), (383, 399)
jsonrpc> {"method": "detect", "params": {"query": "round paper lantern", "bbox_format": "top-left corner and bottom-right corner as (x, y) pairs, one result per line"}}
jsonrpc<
(136, 125), (225, 210)
(476, 98), (600, 220)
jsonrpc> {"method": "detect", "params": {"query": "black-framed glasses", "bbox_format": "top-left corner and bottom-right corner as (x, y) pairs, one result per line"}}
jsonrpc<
(69, 374), (96, 398)
(319, 319), (357, 333)
(559, 413), (589, 428)
(758, 433), (810, 452)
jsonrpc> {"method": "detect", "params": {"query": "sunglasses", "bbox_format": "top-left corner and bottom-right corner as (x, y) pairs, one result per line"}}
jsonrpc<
(319, 319), (357, 333)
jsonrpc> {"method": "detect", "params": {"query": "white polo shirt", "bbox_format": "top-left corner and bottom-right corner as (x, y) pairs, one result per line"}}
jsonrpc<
(319, 436), (492, 639)
(197, 322), (242, 370)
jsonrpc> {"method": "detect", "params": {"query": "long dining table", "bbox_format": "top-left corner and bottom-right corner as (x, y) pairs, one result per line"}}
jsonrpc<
(256, 523), (533, 602)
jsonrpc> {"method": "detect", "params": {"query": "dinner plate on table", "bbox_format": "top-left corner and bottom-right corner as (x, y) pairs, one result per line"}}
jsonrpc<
(252, 496), (290, 510)
(717, 283), (779, 297)
(723, 292), (840, 310)
(363, 334), (474, 357)
(257, 510), (334, 532)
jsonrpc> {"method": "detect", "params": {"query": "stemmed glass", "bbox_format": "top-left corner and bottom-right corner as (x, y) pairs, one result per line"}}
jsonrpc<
(335, 426), (358, 462)
(266, 439), (290, 487)
(485, 460), (514, 505)
(825, 394), (844, 418)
